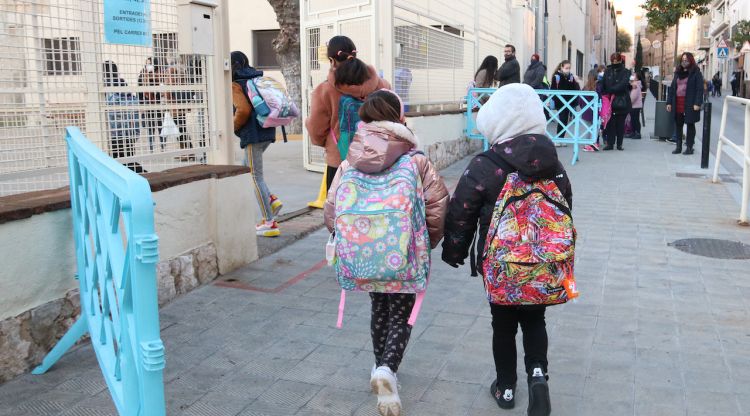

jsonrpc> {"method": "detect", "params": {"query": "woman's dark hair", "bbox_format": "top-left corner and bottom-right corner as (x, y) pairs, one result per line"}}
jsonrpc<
(327, 36), (369, 86)
(555, 60), (571, 73)
(359, 90), (402, 123)
(230, 51), (250, 80)
(103, 60), (124, 87)
(610, 52), (623, 64)
(680, 52), (697, 71)
(474, 55), (498, 86)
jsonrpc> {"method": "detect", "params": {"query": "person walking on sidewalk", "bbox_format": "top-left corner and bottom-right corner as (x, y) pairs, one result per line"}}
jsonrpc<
(628, 73), (644, 139)
(666, 52), (704, 155)
(523, 54), (547, 89)
(550, 60), (580, 139)
(325, 90), (448, 416)
(442, 84), (574, 416)
(495, 44), (521, 87)
(712, 72), (722, 97)
(601, 53), (631, 151)
(231, 51), (284, 237)
(731, 71), (740, 97)
(306, 35), (390, 192)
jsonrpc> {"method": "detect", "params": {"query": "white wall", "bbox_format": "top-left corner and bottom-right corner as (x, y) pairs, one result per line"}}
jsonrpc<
(227, 0), (285, 85)
(0, 173), (258, 321)
(406, 113), (466, 149)
(543, 0), (587, 77)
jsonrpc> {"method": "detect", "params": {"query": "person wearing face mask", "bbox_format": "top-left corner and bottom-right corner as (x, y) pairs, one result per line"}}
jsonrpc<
(628, 73), (644, 139)
(601, 53), (632, 151)
(666, 52), (703, 155)
(523, 54), (547, 89)
(494, 44), (521, 87)
(550, 60), (580, 140)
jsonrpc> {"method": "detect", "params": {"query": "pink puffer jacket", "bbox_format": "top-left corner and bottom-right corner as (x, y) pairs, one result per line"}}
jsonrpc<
(324, 121), (449, 248)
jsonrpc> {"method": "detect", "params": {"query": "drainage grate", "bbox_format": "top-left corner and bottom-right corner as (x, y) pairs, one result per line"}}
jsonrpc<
(668, 238), (750, 259)
(675, 172), (738, 183)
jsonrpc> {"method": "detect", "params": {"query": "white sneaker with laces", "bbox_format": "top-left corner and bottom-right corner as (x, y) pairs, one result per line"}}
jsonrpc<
(255, 220), (280, 237)
(371, 366), (401, 416)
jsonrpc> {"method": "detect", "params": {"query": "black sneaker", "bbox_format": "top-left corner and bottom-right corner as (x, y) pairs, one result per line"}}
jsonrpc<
(527, 367), (551, 416)
(602, 145), (614, 151)
(683, 148), (694, 155)
(490, 379), (515, 409)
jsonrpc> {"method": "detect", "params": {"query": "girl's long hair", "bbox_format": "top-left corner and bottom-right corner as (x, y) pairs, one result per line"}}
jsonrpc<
(327, 35), (369, 86)
(474, 55), (498, 86)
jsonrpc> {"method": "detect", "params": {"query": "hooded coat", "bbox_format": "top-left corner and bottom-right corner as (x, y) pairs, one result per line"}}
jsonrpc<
(232, 67), (276, 147)
(442, 84), (572, 268)
(324, 121), (449, 249)
(667, 66), (704, 124)
(523, 60), (547, 89)
(305, 65), (391, 168)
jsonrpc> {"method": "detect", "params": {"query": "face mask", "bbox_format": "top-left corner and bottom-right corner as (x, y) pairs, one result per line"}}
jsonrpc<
(681, 61), (689, 68)
(597, 73), (603, 80)
(146, 65), (154, 72)
(562, 69), (570, 75)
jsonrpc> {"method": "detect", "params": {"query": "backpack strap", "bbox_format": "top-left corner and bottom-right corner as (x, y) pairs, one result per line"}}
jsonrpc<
(407, 291), (426, 326)
(281, 125), (288, 143)
(336, 289), (346, 329)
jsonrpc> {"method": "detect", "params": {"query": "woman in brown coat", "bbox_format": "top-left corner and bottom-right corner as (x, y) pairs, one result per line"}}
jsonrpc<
(305, 35), (390, 190)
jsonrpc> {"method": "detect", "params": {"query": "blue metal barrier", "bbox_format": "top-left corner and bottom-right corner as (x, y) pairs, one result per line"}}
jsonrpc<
(465, 88), (601, 165)
(33, 127), (165, 416)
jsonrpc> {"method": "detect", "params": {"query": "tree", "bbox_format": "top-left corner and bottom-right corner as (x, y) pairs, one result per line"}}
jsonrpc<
(641, 0), (710, 66)
(267, 0), (302, 134)
(731, 20), (750, 49)
(617, 28), (633, 54)
(635, 35), (644, 73)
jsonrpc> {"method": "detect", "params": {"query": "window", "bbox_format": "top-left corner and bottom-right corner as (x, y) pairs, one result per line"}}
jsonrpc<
(308, 27), (321, 71)
(576, 50), (584, 77)
(43, 37), (81, 75)
(568, 41), (572, 62)
(253, 30), (279, 69)
(153, 33), (177, 66)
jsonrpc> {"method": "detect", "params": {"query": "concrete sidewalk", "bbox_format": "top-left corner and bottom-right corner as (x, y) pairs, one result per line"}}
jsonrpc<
(1, 135), (749, 416)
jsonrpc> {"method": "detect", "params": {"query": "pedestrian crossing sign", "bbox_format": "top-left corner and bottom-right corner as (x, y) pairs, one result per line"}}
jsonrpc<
(717, 47), (729, 59)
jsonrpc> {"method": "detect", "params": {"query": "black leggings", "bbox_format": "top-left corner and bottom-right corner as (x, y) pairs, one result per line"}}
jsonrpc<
(491, 304), (548, 386)
(606, 113), (627, 147)
(326, 165), (338, 191)
(556, 109), (572, 137)
(370, 293), (416, 373)
(675, 113), (696, 149)
(629, 109), (641, 134)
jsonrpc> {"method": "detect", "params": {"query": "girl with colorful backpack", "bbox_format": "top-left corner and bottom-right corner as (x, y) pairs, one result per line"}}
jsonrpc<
(324, 90), (448, 416)
(442, 84), (576, 416)
(306, 35), (391, 191)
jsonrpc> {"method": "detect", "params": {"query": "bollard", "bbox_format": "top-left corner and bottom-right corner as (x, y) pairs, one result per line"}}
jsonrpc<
(701, 102), (712, 169)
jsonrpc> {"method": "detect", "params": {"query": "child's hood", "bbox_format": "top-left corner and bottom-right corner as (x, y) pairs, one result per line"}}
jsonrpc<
(346, 121), (418, 174)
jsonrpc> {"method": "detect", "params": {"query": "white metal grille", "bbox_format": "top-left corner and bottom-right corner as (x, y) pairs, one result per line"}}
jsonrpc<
(0, 0), (215, 196)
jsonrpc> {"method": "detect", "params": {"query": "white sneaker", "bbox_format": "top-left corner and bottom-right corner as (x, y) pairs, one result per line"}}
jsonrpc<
(255, 220), (280, 237)
(371, 366), (401, 416)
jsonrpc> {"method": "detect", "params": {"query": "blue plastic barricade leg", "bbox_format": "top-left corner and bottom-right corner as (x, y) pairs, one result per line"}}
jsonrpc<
(33, 127), (166, 416)
(465, 88), (600, 165)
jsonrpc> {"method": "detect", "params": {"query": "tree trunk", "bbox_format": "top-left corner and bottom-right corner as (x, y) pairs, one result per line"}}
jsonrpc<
(673, 19), (680, 68)
(267, 0), (302, 134)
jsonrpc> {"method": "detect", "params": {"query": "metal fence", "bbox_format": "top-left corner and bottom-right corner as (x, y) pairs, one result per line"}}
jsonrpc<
(465, 88), (600, 165)
(0, 0), (216, 196)
(33, 127), (165, 416)
(712, 95), (750, 226)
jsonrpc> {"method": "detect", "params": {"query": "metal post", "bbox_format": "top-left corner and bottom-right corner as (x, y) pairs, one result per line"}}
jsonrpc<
(701, 102), (711, 169)
(543, 0), (548, 65)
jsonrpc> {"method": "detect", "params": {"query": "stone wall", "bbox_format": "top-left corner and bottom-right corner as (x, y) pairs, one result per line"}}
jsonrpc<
(424, 136), (483, 171)
(0, 242), (220, 384)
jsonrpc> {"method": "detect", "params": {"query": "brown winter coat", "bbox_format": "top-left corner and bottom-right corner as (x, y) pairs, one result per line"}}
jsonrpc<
(305, 65), (391, 168)
(324, 121), (449, 248)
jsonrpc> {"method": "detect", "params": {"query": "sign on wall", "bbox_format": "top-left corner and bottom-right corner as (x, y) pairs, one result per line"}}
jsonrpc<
(104, 0), (152, 46)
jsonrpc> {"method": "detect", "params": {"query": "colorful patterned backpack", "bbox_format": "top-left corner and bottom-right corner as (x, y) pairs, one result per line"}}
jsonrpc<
(246, 76), (300, 127)
(482, 172), (576, 305)
(332, 153), (430, 327)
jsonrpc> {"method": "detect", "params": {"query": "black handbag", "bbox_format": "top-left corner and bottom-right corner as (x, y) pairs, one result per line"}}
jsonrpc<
(612, 93), (631, 113)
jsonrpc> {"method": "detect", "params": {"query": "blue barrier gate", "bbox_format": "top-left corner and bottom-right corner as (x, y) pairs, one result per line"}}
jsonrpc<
(33, 127), (165, 416)
(465, 88), (600, 165)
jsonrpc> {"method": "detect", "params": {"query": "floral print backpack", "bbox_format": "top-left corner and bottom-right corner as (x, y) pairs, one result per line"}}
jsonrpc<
(332, 153), (430, 327)
(482, 172), (577, 305)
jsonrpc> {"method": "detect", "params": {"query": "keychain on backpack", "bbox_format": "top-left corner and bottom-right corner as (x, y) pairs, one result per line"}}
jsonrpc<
(563, 278), (579, 302)
(326, 233), (337, 266)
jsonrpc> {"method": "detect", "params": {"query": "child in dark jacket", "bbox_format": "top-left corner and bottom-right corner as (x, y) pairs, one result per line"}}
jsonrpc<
(442, 84), (573, 416)
(550, 60), (580, 139)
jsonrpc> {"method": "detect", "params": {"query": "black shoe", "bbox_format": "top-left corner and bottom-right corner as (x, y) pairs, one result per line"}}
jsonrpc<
(667, 137), (678, 143)
(672, 147), (682, 154)
(491, 379), (515, 410)
(617, 146), (624, 151)
(633, 133), (642, 139)
(602, 145), (614, 151)
(683, 148), (694, 155)
(527, 368), (551, 416)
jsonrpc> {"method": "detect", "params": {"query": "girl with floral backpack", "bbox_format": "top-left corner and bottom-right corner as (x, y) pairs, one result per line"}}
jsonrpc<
(324, 90), (448, 416)
(442, 84), (576, 416)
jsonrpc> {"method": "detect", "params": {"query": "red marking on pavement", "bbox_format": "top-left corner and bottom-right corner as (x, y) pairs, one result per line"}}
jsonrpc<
(214, 259), (327, 293)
